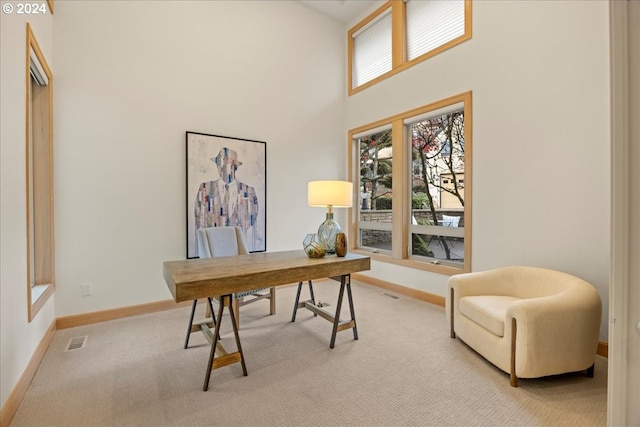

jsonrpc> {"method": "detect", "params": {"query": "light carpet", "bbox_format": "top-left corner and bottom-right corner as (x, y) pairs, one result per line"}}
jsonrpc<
(10, 281), (607, 426)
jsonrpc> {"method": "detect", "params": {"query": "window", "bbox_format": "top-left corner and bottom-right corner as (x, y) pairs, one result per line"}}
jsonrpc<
(348, 0), (472, 95)
(355, 125), (393, 253)
(26, 23), (55, 321)
(351, 9), (392, 88)
(349, 92), (471, 274)
(406, 0), (466, 61)
(407, 102), (465, 266)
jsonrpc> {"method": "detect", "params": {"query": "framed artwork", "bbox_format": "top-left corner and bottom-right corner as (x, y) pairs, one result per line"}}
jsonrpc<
(186, 131), (266, 258)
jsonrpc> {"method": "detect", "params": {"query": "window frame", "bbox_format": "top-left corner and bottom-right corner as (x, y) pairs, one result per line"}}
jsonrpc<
(348, 0), (472, 96)
(350, 7), (393, 89)
(348, 91), (472, 275)
(26, 23), (55, 321)
(353, 125), (395, 256)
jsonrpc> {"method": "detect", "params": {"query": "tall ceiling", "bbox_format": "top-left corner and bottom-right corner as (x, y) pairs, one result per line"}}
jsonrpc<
(297, 0), (385, 24)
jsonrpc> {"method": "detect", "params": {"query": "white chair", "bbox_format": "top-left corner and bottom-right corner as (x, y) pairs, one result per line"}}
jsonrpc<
(446, 266), (602, 386)
(184, 226), (275, 348)
(441, 214), (460, 227)
(438, 214), (460, 249)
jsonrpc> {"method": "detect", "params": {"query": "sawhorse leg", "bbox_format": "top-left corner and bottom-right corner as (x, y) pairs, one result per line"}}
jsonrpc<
(184, 297), (217, 349)
(330, 274), (358, 348)
(203, 294), (247, 391)
(291, 280), (316, 322)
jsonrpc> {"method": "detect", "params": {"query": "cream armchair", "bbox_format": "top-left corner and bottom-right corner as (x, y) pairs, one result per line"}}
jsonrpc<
(446, 266), (602, 386)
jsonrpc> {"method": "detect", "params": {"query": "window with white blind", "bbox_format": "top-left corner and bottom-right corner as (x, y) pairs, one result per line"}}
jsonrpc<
(352, 9), (392, 88)
(406, 0), (466, 61)
(349, 92), (472, 275)
(348, 0), (471, 95)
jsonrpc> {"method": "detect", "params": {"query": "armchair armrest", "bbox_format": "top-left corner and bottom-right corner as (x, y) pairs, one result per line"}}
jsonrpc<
(446, 268), (518, 335)
(505, 286), (601, 378)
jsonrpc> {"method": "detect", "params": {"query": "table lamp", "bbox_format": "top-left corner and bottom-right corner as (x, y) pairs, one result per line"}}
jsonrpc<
(308, 180), (353, 254)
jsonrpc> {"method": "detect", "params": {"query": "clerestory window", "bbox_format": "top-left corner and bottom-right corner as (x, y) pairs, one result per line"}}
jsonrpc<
(349, 0), (472, 95)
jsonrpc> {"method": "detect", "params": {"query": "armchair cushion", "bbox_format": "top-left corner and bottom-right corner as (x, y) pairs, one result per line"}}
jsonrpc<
(459, 295), (521, 337)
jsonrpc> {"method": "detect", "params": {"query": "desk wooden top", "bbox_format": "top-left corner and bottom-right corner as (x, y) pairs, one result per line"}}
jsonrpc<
(163, 250), (370, 302)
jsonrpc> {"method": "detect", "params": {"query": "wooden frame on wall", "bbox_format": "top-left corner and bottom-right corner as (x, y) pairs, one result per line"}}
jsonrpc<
(26, 23), (55, 321)
(186, 132), (267, 259)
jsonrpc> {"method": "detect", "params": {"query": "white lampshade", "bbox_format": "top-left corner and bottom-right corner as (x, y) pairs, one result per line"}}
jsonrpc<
(308, 181), (353, 208)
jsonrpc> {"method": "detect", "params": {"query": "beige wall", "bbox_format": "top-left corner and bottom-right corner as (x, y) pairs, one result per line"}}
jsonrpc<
(51, 1), (347, 317)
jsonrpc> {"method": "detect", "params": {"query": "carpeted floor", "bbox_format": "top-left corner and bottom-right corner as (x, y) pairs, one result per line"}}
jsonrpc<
(10, 281), (607, 426)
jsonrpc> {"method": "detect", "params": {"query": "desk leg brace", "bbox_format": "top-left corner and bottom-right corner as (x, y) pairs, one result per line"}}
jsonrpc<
(291, 275), (358, 349)
(203, 294), (247, 391)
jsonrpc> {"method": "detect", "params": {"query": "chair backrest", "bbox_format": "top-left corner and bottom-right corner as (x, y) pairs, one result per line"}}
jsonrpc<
(441, 215), (460, 227)
(197, 226), (249, 259)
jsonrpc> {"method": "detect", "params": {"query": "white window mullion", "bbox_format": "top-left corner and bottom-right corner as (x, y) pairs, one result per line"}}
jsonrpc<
(359, 221), (393, 232)
(409, 224), (464, 238)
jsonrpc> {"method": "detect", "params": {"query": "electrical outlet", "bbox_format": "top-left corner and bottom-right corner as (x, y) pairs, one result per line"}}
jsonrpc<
(81, 282), (92, 297)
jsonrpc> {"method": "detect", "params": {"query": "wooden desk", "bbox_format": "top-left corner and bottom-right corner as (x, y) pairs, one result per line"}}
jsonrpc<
(163, 250), (370, 390)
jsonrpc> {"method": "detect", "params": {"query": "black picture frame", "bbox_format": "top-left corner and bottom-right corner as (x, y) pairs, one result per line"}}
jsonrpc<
(186, 131), (266, 258)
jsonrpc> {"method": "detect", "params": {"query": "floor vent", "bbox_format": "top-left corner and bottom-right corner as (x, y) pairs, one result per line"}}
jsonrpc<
(65, 336), (87, 352)
(381, 293), (399, 299)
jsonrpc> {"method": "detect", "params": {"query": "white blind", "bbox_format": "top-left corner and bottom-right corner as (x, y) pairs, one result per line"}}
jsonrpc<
(352, 9), (392, 89)
(29, 48), (48, 86)
(403, 102), (464, 125)
(352, 123), (393, 140)
(406, 0), (465, 61)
